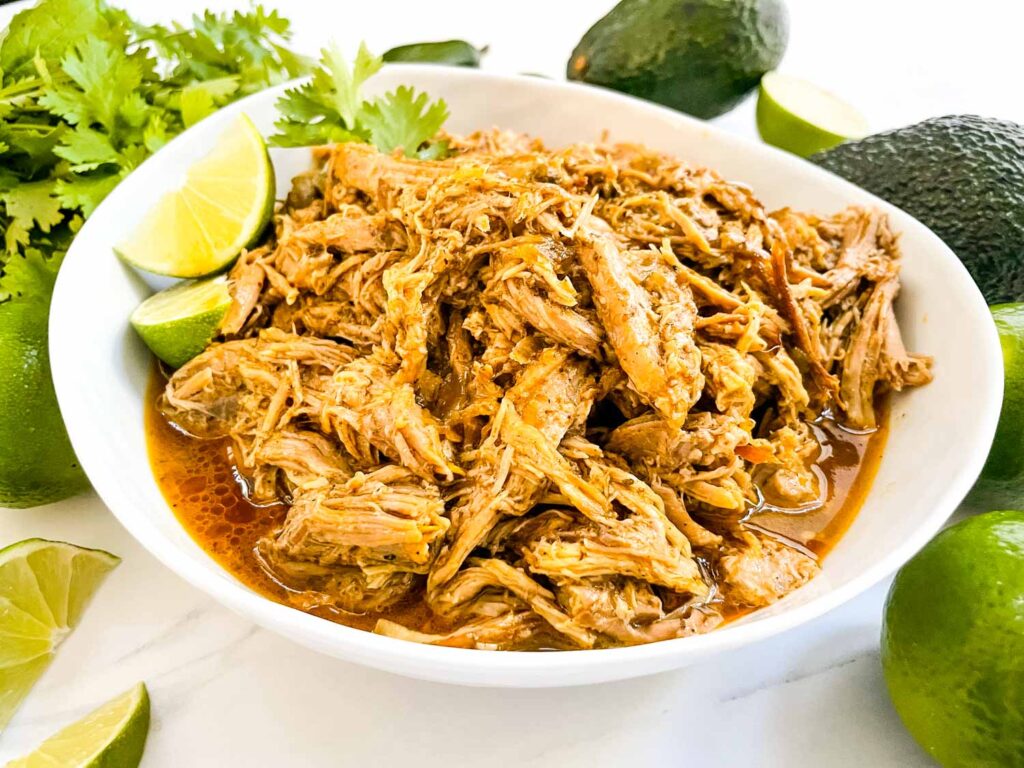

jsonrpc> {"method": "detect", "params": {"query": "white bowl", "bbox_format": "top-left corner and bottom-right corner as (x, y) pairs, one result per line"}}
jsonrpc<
(50, 66), (1002, 687)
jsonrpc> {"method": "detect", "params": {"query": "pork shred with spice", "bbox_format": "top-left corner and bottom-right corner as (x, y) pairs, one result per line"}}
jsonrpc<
(159, 130), (932, 650)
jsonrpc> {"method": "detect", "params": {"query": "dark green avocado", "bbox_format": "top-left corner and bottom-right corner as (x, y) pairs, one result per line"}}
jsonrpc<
(812, 115), (1024, 305)
(567, 0), (789, 119)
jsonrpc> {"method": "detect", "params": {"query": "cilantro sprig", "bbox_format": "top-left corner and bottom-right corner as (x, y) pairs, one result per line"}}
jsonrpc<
(0, 0), (309, 301)
(0, 1), (453, 307)
(271, 43), (450, 159)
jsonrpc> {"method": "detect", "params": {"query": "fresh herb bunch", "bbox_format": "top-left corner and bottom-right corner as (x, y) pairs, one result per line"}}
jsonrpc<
(272, 42), (450, 159)
(0, 0), (309, 301)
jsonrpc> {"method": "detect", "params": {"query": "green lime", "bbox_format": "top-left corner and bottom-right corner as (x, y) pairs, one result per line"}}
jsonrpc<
(0, 257), (90, 508)
(882, 511), (1024, 767)
(115, 113), (274, 278)
(130, 275), (231, 368)
(969, 304), (1024, 509)
(756, 72), (867, 157)
(6, 683), (149, 768)
(0, 539), (120, 731)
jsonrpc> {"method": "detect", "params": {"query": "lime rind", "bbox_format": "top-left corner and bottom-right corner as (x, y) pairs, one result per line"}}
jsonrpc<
(883, 511), (1024, 767)
(0, 655), (52, 730)
(0, 539), (120, 733)
(130, 275), (231, 327)
(116, 114), (274, 278)
(969, 303), (1024, 508)
(129, 275), (232, 368)
(6, 683), (150, 768)
(757, 71), (867, 157)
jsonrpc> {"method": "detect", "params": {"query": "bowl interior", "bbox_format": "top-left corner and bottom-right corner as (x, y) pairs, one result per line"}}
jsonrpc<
(50, 66), (1002, 687)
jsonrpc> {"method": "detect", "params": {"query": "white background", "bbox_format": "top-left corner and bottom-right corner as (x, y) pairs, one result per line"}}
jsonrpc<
(4, 0), (1023, 765)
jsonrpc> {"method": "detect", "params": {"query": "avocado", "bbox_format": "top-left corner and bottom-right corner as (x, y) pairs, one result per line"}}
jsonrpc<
(812, 116), (1024, 305)
(567, 0), (789, 119)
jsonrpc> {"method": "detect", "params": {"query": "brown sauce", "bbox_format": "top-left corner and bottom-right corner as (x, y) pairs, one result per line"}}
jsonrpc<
(145, 369), (888, 637)
(751, 400), (889, 559)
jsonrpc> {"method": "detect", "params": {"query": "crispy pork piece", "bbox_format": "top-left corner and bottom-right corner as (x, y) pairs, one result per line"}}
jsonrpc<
(555, 578), (722, 645)
(836, 269), (933, 429)
(267, 465), (448, 573)
(246, 429), (353, 502)
(606, 412), (755, 473)
(428, 349), (598, 590)
(461, 558), (597, 648)
(487, 242), (606, 358)
(500, 279), (604, 358)
(819, 208), (894, 306)
(161, 328), (355, 439)
(578, 233), (703, 427)
(374, 611), (548, 650)
(521, 447), (708, 597)
(258, 544), (420, 614)
(756, 423), (822, 507)
(717, 532), (820, 608)
(522, 511), (706, 595)
(650, 480), (723, 549)
(699, 342), (757, 417)
(328, 142), (450, 204)
(324, 357), (457, 482)
(222, 246), (271, 335)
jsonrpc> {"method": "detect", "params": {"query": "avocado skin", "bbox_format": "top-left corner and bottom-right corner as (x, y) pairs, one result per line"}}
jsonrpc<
(812, 115), (1024, 305)
(567, 0), (788, 120)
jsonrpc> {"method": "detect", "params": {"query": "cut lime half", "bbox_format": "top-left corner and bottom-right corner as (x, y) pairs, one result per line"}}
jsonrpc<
(757, 72), (868, 157)
(116, 113), (274, 278)
(6, 683), (150, 768)
(0, 539), (120, 732)
(130, 275), (231, 368)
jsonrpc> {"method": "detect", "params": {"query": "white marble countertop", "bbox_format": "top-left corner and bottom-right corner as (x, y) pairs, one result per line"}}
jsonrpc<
(3, 1), (1021, 764)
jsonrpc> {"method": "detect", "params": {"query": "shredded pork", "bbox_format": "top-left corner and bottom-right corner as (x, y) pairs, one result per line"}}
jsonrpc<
(160, 131), (932, 650)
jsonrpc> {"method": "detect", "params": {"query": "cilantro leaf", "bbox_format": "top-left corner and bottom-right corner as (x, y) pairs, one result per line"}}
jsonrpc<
(141, 113), (169, 154)
(0, 123), (65, 175)
(0, 247), (60, 307)
(53, 126), (120, 171)
(55, 172), (120, 217)
(270, 43), (449, 157)
(271, 42), (381, 147)
(118, 91), (152, 130)
(142, 5), (309, 97)
(179, 78), (239, 127)
(179, 86), (215, 128)
(50, 37), (145, 132)
(0, 0), (111, 75)
(327, 42), (381, 129)
(0, 180), (63, 253)
(361, 87), (450, 158)
(271, 119), (363, 149)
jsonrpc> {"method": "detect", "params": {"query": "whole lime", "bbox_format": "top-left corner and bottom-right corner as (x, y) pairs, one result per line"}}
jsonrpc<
(0, 255), (90, 507)
(969, 304), (1024, 509)
(882, 511), (1024, 767)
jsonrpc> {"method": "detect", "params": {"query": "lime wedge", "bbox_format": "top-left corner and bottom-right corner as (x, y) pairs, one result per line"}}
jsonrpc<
(0, 539), (120, 733)
(116, 113), (274, 278)
(756, 72), (868, 157)
(6, 683), (149, 768)
(130, 275), (231, 368)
